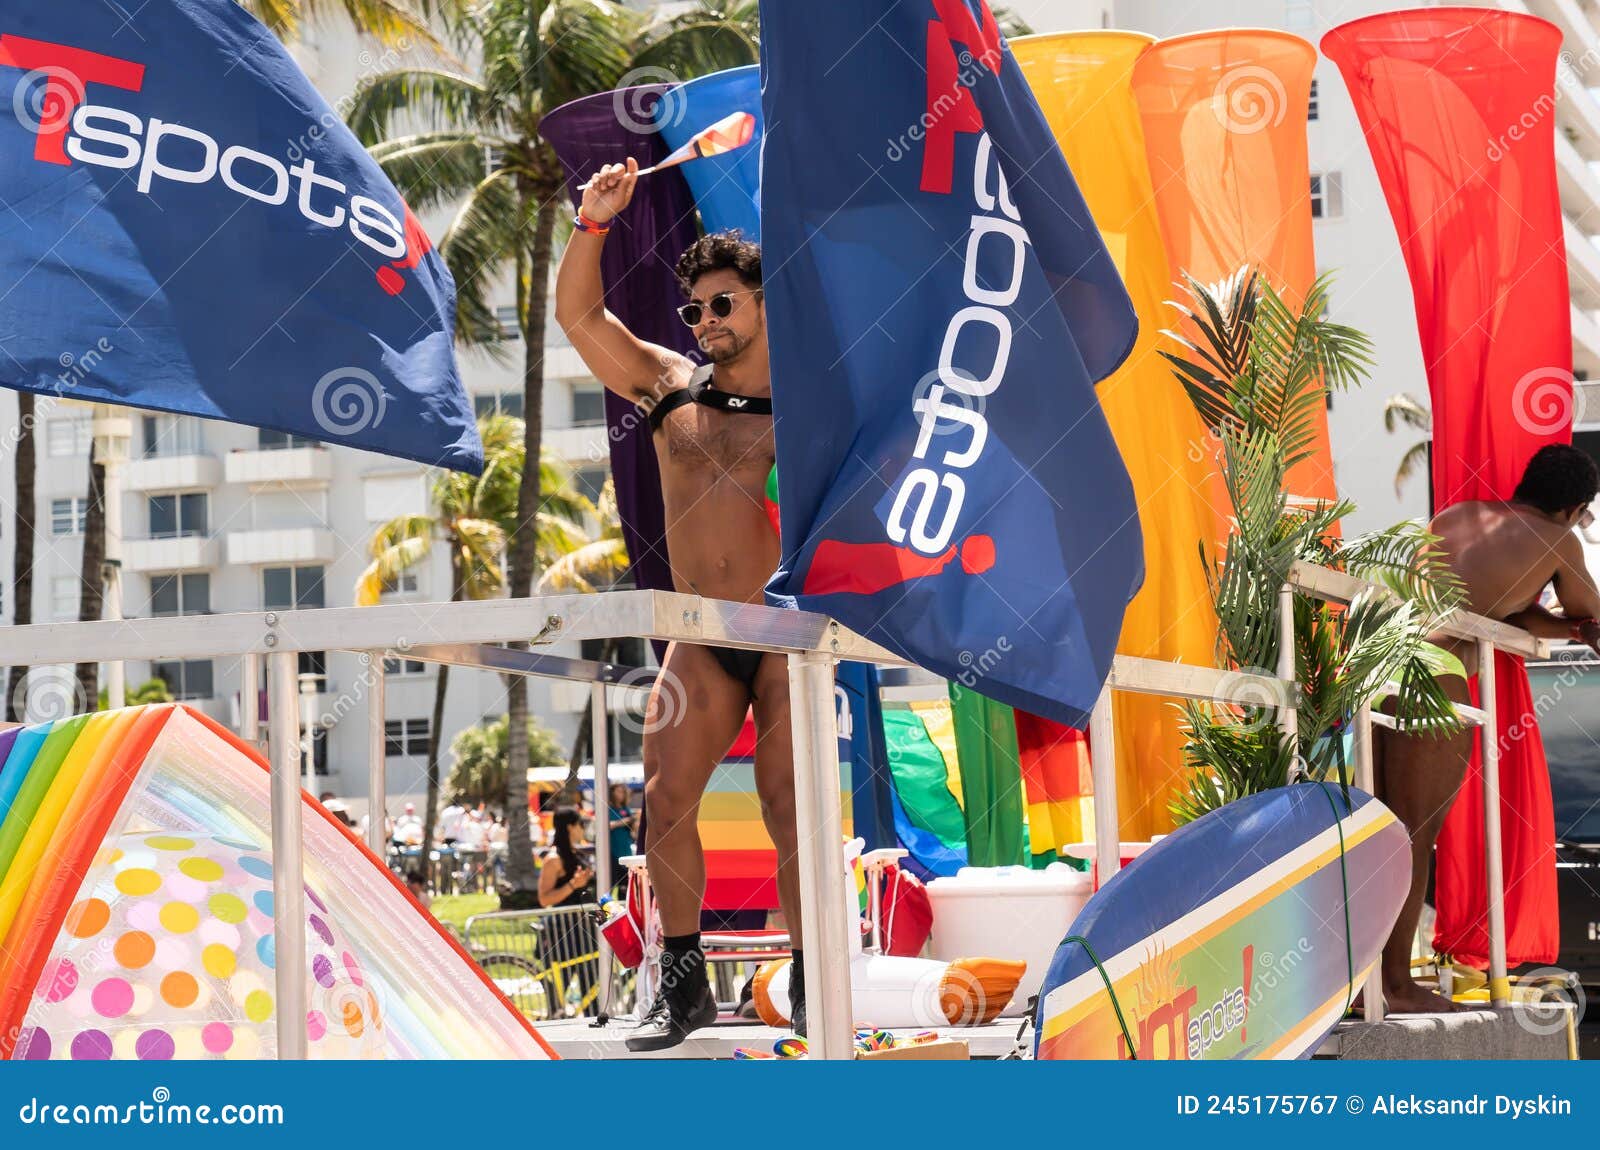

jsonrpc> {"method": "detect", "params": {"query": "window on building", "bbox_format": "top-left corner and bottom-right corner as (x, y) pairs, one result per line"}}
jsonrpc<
(147, 492), (208, 539)
(52, 575), (78, 621)
(298, 649), (328, 683)
(258, 428), (318, 450)
(50, 497), (87, 536)
(153, 659), (215, 700)
(46, 418), (92, 458)
(380, 569), (420, 596)
(1307, 78), (1319, 122)
(149, 573), (210, 617)
(141, 415), (204, 458)
(263, 565), (325, 610)
(572, 382), (605, 427)
(1309, 172), (1344, 219)
(385, 717), (431, 757)
(495, 304), (521, 339)
(575, 464), (608, 505)
(473, 392), (525, 420)
(382, 656), (428, 676)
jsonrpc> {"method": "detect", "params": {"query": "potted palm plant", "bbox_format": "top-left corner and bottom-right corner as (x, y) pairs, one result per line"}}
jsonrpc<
(1163, 269), (1466, 823)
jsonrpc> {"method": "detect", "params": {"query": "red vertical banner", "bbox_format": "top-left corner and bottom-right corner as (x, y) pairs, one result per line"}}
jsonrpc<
(1324, 9), (1569, 966)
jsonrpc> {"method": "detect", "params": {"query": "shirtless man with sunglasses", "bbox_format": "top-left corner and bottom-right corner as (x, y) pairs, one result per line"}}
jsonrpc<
(555, 157), (809, 1050)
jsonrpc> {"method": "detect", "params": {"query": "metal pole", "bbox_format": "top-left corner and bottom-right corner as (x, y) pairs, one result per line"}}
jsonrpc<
(241, 653), (260, 747)
(1277, 584), (1299, 749)
(591, 680), (614, 1016)
(1088, 687), (1119, 886)
(298, 673), (317, 795)
(268, 650), (308, 1059)
(1352, 703), (1384, 1023)
(787, 649), (852, 1059)
(367, 654), (387, 858)
(94, 407), (127, 710)
(1478, 639), (1510, 1007)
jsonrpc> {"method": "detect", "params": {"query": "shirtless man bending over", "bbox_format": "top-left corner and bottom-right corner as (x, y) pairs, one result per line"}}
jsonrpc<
(1377, 444), (1600, 1012)
(555, 158), (806, 1050)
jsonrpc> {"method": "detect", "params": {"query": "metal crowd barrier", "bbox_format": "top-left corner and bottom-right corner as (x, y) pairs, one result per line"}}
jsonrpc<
(460, 905), (635, 1020)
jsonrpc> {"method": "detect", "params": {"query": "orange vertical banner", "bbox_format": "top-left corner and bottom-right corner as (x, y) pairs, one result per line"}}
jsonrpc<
(1132, 31), (1336, 511)
(1013, 33), (1220, 839)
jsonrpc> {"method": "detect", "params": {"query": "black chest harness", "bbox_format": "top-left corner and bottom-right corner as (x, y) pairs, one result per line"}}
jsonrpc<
(646, 364), (772, 434)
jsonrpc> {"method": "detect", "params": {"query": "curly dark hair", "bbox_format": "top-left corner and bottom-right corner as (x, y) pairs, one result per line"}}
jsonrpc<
(675, 230), (762, 295)
(1514, 443), (1600, 514)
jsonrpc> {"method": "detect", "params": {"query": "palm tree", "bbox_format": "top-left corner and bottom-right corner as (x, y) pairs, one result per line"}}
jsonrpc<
(1163, 269), (1466, 822)
(348, 0), (760, 900)
(1384, 391), (1432, 496)
(6, 395), (34, 721)
(356, 414), (523, 853)
(236, 0), (440, 46)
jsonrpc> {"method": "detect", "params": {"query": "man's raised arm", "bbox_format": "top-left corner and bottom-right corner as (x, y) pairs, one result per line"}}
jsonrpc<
(554, 157), (691, 404)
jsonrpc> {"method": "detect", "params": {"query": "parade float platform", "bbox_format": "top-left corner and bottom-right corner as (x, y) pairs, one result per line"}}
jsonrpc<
(1318, 1006), (1574, 1060)
(534, 1016), (1017, 1060)
(536, 1005), (1576, 1060)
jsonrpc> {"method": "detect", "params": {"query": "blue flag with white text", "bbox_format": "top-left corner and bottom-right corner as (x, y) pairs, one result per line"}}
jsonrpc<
(760, 0), (1142, 727)
(0, 0), (481, 472)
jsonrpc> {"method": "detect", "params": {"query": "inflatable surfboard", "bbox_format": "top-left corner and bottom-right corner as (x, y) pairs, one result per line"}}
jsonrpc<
(1035, 784), (1410, 1060)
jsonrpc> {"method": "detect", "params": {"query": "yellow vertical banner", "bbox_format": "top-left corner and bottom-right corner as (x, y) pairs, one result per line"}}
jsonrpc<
(1131, 31), (1335, 512)
(1013, 33), (1220, 839)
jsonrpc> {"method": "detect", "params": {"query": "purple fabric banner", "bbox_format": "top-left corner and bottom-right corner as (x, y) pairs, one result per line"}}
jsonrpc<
(541, 87), (704, 601)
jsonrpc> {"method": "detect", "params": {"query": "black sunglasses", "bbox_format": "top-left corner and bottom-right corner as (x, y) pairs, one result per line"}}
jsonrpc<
(677, 289), (762, 327)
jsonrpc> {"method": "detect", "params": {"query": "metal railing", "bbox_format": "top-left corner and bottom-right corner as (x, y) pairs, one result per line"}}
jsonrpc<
(460, 906), (637, 1020)
(0, 566), (1553, 1056)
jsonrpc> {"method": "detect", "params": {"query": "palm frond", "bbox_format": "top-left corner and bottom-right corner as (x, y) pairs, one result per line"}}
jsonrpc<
(537, 537), (629, 592)
(368, 131), (489, 211)
(1384, 391), (1432, 433)
(347, 67), (488, 146)
(438, 171), (523, 349)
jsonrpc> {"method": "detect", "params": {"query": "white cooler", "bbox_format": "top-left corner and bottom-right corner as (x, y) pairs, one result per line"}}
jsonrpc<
(926, 864), (1093, 1017)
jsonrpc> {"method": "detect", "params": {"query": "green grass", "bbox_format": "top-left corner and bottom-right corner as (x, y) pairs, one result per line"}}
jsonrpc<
(429, 892), (500, 931)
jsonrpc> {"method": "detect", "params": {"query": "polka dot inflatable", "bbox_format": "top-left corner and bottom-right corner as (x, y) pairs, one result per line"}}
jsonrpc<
(18, 831), (387, 1060)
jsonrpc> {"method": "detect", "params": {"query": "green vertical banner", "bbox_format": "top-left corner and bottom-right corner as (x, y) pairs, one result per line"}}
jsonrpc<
(947, 684), (1025, 866)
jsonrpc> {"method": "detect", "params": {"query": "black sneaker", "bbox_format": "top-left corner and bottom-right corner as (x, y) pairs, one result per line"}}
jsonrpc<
(790, 991), (807, 1038)
(625, 982), (717, 1052)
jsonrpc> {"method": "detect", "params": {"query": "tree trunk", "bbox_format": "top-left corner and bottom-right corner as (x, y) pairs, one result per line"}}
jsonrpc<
(6, 394), (35, 721)
(420, 555), (463, 868)
(74, 442), (106, 708)
(500, 178), (560, 904)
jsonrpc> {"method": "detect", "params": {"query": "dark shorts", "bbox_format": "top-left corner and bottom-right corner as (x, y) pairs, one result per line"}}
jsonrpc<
(708, 645), (765, 698)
